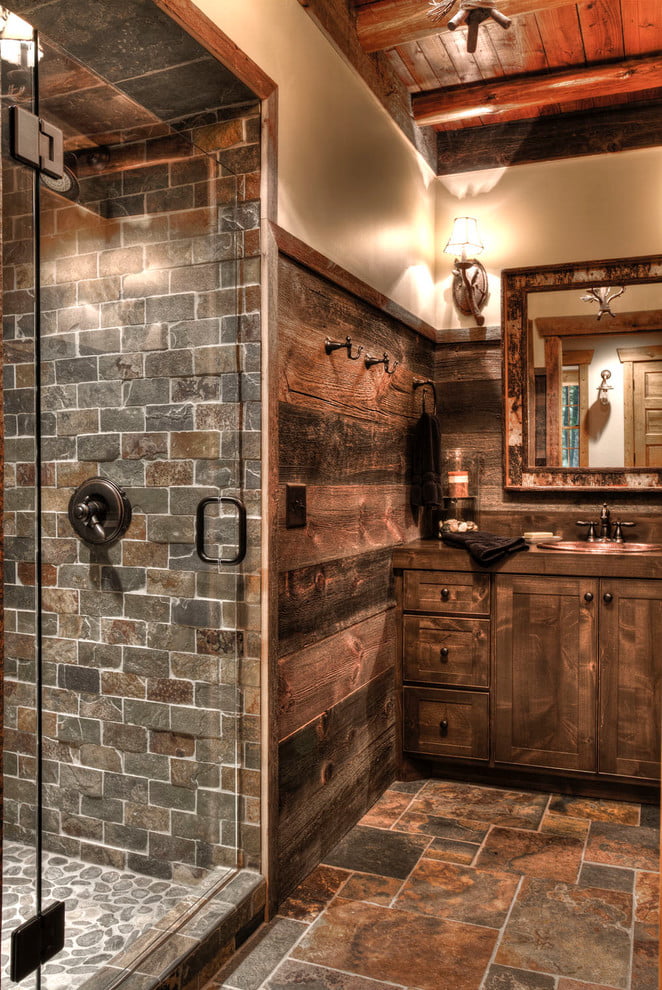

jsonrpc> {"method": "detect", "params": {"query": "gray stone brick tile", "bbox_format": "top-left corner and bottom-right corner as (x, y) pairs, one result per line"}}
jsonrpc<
(123, 646), (170, 679)
(104, 822), (149, 852)
(150, 780), (197, 813)
(78, 380), (123, 408)
(101, 299), (146, 328)
(77, 433), (121, 461)
(124, 753), (170, 782)
(123, 376), (170, 406)
(98, 352), (145, 380)
(124, 699), (171, 731)
(145, 349), (194, 378)
(100, 406), (146, 432)
(58, 665), (101, 695)
(146, 293), (195, 324)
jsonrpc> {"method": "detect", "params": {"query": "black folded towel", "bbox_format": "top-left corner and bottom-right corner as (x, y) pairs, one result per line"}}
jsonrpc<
(441, 530), (529, 566)
(411, 411), (442, 509)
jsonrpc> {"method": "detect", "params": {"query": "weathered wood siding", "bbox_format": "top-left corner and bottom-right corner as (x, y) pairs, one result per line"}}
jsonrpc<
(276, 247), (435, 901)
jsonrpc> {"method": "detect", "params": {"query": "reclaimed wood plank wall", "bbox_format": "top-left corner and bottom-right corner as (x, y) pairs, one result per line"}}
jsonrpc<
(275, 242), (435, 900)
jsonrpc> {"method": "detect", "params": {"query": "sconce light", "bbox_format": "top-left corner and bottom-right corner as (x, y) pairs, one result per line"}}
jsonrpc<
(597, 369), (613, 405)
(444, 216), (488, 327)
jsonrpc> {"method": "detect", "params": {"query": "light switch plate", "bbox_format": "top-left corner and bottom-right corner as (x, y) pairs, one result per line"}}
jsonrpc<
(285, 484), (306, 528)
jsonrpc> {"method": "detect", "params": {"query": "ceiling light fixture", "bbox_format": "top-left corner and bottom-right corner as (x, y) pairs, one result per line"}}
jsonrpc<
(428, 1), (512, 54)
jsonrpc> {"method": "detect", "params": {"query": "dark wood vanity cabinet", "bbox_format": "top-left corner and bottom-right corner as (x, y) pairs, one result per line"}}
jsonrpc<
(494, 574), (598, 773)
(394, 543), (662, 790)
(598, 580), (662, 780)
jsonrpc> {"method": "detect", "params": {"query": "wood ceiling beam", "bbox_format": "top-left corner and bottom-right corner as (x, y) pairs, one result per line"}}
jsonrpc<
(413, 53), (662, 126)
(435, 100), (662, 174)
(356, 0), (578, 53)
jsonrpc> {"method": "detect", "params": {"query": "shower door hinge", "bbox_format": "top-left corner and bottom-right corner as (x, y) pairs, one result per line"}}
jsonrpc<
(10, 900), (66, 982)
(9, 105), (64, 179)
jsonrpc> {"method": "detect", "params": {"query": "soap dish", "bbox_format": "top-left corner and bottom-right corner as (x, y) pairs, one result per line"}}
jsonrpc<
(523, 531), (562, 545)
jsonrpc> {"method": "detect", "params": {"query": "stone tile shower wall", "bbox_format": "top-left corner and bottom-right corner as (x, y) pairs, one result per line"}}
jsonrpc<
(2, 104), (262, 880)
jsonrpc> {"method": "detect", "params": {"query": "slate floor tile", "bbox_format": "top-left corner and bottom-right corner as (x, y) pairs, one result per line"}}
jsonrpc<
(265, 958), (406, 988)
(548, 795), (640, 825)
(292, 897), (497, 990)
(496, 877), (632, 987)
(578, 862), (635, 893)
(278, 866), (349, 923)
(483, 965), (555, 989)
(221, 918), (306, 990)
(339, 871), (402, 906)
(412, 781), (548, 829)
(635, 870), (660, 925)
(539, 812), (590, 839)
(394, 857), (519, 928)
(632, 921), (659, 990)
(358, 789), (413, 829)
(393, 809), (489, 843)
(422, 836), (479, 864)
(476, 826), (584, 882)
(322, 825), (429, 879)
(585, 820), (660, 871)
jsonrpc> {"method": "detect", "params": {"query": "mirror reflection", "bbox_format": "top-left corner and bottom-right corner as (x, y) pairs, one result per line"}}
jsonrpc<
(528, 283), (662, 470)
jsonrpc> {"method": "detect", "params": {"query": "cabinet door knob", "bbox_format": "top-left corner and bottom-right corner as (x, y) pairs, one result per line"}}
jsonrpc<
(440, 647), (449, 661)
(603, 592), (613, 604)
(440, 588), (450, 600)
(439, 719), (449, 737)
(584, 592), (594, 603)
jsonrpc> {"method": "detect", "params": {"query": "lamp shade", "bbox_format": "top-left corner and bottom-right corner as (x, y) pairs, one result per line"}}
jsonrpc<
(444, 217), (484, 258)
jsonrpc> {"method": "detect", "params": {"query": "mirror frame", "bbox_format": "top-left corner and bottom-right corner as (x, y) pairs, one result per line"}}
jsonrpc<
(503, 253), (662, 490)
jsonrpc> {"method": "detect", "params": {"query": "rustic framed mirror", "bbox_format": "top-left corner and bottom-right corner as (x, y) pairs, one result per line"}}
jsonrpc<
(503, 254), (662, 490)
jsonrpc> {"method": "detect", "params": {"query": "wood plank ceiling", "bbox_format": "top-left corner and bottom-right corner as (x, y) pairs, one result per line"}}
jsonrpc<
(351, 0), (662, 172)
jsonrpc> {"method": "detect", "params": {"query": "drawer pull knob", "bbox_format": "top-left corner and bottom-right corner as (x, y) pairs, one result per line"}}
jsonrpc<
(440, 588), (450, 600)
(439, 719), (449, 737)
(440, 647), (449, 661)
(584, 592), (593, 603)
(603, 592), (613, 604)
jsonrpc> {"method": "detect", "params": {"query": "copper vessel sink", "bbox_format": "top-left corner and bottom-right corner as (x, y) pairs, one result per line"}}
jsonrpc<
(536, 541), (662, 553)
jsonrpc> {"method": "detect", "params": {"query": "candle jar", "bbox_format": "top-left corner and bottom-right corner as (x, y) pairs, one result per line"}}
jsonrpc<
(440, 449), (481, 532)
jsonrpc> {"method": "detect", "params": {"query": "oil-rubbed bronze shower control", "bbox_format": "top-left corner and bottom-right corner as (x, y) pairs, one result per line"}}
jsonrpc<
(68, 477), (132, 546)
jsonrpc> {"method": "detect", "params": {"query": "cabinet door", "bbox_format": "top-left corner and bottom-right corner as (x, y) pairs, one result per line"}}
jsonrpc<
(495, 574), (598, 772)
(599, 580), (662, 780)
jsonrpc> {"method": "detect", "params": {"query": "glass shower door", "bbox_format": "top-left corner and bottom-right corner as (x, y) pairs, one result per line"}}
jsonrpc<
(2, 9), (257, 987)
(1, 11), (41, 990)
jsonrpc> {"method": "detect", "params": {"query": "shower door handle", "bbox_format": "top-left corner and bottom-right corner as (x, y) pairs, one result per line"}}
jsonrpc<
(196, 496), (247, 565)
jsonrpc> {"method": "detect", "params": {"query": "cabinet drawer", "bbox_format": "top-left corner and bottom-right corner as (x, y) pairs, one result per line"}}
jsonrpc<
(403, 687), (489, 761)
(403, 615), (489, 687)
(403, 570), (490, 615)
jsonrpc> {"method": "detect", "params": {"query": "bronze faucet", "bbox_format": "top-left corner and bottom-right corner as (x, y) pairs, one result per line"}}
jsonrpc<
(577, 503), (636, 542)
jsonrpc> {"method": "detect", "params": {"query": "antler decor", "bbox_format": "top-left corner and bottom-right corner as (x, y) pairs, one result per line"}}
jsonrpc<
(428, 0), (512, 53)
(580, 286), (625, 320)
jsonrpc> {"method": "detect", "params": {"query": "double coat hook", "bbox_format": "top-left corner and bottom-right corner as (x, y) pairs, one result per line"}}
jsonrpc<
(324, 336), (363, 360)
(365, 352), (399, 375)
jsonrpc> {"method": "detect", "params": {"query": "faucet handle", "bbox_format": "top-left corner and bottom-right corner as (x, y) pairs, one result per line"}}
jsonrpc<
(612, 520), (635, 542)
(576, 520), (597, 541)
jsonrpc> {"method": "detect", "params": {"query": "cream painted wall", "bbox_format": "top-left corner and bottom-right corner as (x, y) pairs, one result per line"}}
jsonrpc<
(436, 147), (662, 329)
(196, 0), (438, 325)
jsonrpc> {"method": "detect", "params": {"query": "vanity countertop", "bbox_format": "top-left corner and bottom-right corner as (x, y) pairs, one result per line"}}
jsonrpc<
(393, 539), (662, 580)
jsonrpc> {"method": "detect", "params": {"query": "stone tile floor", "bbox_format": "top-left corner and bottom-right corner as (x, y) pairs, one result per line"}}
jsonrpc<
(2, 841), (231, 990)
(207, 779), (660, 990)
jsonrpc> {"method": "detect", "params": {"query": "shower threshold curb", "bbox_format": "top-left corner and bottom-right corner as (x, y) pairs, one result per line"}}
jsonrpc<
(78, 869), (266, 990)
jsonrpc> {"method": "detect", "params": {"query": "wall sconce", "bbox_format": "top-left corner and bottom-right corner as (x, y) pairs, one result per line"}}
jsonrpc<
(597, 369), (613, 405)
(443, 216), (488, 327)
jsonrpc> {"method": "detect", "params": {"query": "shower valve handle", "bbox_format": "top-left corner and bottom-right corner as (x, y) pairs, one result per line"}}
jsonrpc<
(73, 497), (106, 539)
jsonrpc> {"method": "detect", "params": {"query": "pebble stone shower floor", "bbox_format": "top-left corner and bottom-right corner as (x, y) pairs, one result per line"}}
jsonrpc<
(2, 841), (231, 990)
(206, 778), (660, 990)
